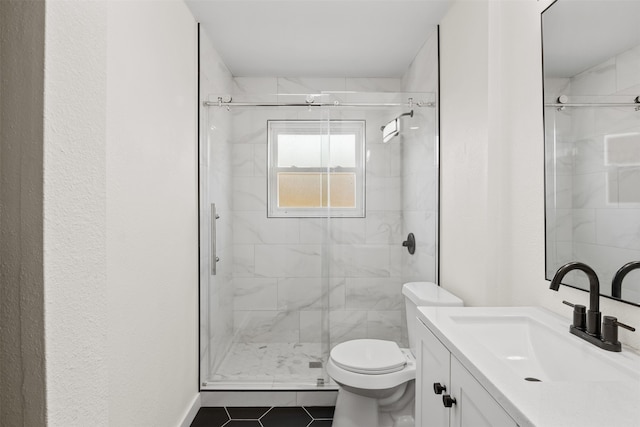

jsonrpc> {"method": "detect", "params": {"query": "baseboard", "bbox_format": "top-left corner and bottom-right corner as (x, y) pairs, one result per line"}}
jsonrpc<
(179, 393), (201, 427)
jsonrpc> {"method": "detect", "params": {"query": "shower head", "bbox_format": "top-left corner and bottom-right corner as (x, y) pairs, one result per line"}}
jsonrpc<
(381, 110), (414, 143)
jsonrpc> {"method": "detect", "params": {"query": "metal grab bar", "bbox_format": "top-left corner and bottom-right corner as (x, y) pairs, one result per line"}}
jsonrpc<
(211, 203), (220, 275)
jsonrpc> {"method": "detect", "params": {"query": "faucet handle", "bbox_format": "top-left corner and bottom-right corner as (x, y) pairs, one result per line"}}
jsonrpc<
(562, 300), (586, 331)
(602, 316), (636, 347)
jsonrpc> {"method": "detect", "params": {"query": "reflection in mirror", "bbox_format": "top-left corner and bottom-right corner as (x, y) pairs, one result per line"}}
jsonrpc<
(542, 0), (640, 306)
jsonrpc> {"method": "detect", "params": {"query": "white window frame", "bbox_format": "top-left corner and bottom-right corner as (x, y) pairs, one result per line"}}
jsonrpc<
(267, 120), (366, 218)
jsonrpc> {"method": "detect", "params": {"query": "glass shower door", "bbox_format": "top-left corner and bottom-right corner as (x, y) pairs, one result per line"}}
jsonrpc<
(200, 98), (332, 389)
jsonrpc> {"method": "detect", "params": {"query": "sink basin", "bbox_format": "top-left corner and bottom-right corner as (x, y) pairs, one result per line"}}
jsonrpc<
(448, 314), (636, 382)
(417, 306), (640, 427)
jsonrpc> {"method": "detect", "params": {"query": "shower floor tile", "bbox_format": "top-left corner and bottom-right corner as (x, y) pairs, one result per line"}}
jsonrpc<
(211, 342), (328, 385)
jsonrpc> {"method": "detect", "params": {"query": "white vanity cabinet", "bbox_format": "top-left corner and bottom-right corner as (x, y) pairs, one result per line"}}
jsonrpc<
(416, 319), (517, 427)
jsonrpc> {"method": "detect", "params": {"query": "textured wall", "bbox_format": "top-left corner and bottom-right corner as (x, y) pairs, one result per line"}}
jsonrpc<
(43, 1), (109, 424)
(105, 1), (199, 425)
(40, 0), (199, 425)
(0, 0), (47, 425)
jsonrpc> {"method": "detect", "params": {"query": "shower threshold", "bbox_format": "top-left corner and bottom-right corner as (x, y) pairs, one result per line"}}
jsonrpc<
(203, 342), (338, 391)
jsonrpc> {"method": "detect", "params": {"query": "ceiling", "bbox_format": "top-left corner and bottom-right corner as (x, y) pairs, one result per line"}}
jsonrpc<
(543, 0), (640, 78)
(186, 0), (452, 77)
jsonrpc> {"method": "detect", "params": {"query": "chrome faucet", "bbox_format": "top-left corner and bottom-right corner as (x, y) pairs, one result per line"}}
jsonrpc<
(611, 261), (640, 299)
(549, 261), (601, 336)
(549, 261), (635, 352)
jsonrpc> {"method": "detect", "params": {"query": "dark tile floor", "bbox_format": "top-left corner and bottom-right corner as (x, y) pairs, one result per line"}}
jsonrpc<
(191, 406), (334, 427)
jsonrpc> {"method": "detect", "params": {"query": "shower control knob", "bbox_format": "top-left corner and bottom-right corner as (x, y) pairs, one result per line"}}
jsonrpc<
(442, 394), (457, 408)
(433, 383), (446, 395)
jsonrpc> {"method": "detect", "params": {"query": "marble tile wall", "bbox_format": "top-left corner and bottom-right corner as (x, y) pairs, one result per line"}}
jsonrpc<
(227, 76), (409, 348)
(199, 32), (235, 383)
(545, 43), (640, 301)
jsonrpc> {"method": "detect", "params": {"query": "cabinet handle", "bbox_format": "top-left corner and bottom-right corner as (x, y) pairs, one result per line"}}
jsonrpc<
(442, 394), (457, 408)
(433, 383), (447, 395)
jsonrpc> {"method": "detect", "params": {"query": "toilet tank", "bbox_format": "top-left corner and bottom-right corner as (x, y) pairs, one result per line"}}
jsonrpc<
(402, 282), (463, 354)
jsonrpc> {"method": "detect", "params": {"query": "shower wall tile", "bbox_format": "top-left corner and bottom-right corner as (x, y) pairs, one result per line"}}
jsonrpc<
(345, 278), (403, 310)
(277, 278), (325, 311)
(298, 219), (327, 245)
(329, 244), (391, 278)
(329, 310), (367, 345)
(389, 247), (403, 278)
(570, 58), (616, 96)
(618, 167), (640, 204)
(570, 209), (595, 244)
(328, 278), (347, 310)
(346, 78), (402, 93)
(232, 77), (278, 103)
(233, 213), (300, 245)
(326, 218), (366, 244)
(572, 172), (610, 209)
(365, 211), (402, 244)
(234, 310), (300, 343)
(254, 245), (323, 278)
(596, 209), (640, 251)
(299, 311), (323, 342)
(367, 176), (402, 211)
(234, 278), (278, 310)
(277, 77), (347, 97)
(231, 110), (271, 144)
(402, 171), (436, 212)
(366, 311), (402, 341)
(232, 144), (255, 176)
(233, 244), (255, 277)
(233, 176), (267, 211)
(254, 143), (267, 177)
(366, 144), (401, 178)
(404, 248), (436, 279)
(276, 277), (346, 312)
(403, 211), (436, 249)
(222, 75), (438, 353)
(349, 244), (391, 277)
(402, 139), (435, 175)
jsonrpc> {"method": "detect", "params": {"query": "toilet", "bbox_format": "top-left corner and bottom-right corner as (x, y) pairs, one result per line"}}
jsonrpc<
(327, 282), (463, 427)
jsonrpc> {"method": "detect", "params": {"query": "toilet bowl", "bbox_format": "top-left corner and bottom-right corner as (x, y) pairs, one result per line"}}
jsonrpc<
(327, 282), (463, 427)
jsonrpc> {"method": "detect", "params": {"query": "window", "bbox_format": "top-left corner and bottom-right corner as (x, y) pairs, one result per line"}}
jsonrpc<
(267, 120), (365, 217)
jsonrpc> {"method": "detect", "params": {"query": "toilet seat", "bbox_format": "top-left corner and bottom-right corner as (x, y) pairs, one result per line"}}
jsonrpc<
(327, 346), (416, 390)
(330, 339), (406, 374)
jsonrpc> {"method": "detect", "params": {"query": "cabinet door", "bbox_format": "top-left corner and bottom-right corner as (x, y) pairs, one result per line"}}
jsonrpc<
(449, 357), (517, 427)
(416, 319), (450, 427)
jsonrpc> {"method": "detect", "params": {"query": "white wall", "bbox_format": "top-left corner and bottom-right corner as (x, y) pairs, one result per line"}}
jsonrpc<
(0, 0), (47, 425)
(439, 0), (640, 349)
(105, 1), (199, 425)
(39, 0), (200, 425)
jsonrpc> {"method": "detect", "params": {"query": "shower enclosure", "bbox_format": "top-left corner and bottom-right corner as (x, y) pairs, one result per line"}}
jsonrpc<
(199, 87), (438, 390)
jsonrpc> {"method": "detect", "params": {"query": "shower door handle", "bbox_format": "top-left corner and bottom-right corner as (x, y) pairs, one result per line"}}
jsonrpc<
(211, 203), (220, 275)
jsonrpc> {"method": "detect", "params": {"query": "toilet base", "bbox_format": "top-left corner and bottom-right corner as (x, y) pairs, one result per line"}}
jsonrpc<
(332, 380), (415, 427)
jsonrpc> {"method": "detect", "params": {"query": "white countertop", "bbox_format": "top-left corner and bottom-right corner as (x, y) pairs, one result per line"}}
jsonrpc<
(417, 306), (640, 427)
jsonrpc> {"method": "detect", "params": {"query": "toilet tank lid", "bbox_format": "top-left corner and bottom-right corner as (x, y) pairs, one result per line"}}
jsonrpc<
(402, 282), (463, 306)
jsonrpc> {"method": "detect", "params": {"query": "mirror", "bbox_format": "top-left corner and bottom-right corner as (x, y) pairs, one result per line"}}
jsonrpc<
(542, 0), (640, 306)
